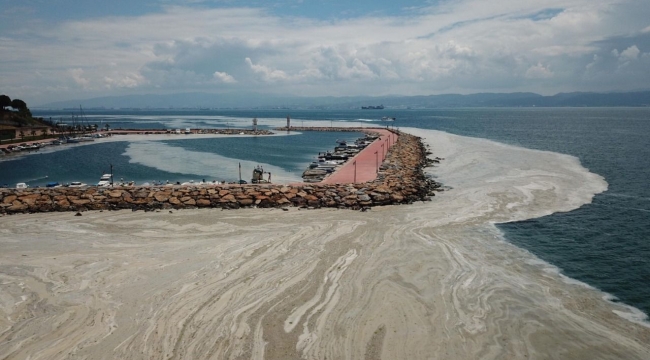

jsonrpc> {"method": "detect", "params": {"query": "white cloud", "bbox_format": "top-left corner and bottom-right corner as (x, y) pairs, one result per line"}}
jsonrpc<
(619, 45), (640, 61)
(213, 71), (237, 83)
(245, 58), (289, 82)
(525, 63), (554, 79)
(69, 68), (89, 87)
(103, 73), (145, 88)
(1, 0), (649, 104)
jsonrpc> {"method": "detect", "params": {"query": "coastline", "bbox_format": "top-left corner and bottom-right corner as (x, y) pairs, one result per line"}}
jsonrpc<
(1, 127), (649, 359)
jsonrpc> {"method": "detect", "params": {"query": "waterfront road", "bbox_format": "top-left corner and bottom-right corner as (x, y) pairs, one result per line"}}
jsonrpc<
(322, 129), (398, 184)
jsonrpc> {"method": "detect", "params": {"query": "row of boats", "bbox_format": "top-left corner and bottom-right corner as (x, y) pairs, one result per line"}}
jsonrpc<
(10, 174), (234, 190)
(302, 134), (379, 183)
(1, 134), (107, 155)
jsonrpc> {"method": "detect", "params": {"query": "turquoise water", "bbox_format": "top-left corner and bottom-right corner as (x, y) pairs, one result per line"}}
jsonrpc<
(6, 108), (650, 318)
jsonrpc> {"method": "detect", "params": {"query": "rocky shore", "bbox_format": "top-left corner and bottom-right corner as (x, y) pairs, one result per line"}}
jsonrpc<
(0, 130), (441, 215)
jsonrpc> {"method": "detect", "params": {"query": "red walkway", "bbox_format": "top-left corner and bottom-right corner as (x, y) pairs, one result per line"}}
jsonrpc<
(322, 129), (398, 184)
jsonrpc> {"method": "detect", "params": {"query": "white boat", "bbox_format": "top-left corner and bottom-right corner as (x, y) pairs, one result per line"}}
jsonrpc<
(68, 181), (88, 188)
(97, 174), (112, 187)
(16, 182), (28, 189)
(381, 116), (396, 121)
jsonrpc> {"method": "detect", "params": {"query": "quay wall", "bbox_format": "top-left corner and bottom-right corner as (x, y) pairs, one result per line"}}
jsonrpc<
(0, 130), (440, 215)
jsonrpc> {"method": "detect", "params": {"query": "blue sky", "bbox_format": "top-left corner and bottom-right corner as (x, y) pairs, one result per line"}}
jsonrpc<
(1, 0), (649, 105)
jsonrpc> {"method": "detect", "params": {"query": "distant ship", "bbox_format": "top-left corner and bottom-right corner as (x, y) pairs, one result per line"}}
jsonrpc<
(361, 105), (384, 110)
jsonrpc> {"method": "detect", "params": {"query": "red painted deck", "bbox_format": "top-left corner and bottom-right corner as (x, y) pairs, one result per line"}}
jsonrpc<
(322, 129), (398, 184)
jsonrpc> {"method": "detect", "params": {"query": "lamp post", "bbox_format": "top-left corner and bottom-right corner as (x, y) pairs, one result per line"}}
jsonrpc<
(353, 160), (357, 183)
(381, 143), (385, 160)
(374, 151), (378, 173)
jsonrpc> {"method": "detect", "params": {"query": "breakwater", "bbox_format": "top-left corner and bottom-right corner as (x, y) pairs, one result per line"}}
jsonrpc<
(0, 130), (440, 214)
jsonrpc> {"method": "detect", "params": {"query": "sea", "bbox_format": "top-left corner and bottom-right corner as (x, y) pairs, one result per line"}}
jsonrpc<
(2, 107), (649, 319)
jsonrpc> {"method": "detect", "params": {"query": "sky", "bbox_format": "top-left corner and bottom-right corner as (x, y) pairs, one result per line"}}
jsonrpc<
(1, 0), (649, 105)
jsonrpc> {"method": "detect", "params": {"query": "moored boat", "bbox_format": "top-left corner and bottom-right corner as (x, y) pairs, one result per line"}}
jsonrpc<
(97, 174), (112, 187)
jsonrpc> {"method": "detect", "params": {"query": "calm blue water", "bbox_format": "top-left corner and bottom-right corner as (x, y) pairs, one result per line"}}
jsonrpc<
(6, 108), (650, 317)
(0, 130), (362, 185)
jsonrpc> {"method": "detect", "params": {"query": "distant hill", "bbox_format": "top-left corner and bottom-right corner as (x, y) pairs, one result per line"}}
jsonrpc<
(37, 91), (650, 109)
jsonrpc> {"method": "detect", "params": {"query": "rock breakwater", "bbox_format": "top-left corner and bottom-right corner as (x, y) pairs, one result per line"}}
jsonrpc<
(0, 131), (441, 215)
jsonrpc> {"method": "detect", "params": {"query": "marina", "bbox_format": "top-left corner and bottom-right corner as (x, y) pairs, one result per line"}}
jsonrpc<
(0, 124), (366, 188)
(302, 132), (382, 183)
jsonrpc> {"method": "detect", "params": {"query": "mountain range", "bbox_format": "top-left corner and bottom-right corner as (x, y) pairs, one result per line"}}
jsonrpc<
(36, 91), (650, 109)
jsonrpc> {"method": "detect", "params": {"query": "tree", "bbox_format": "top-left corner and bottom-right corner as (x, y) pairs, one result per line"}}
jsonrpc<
(0, 95), (10, 110)
(30, 129), (37, 140)
(104, 124), (110, 132)
(11, 99), (27, 111)
(41, 128), (48, 138)
(19, 130), (25, 141)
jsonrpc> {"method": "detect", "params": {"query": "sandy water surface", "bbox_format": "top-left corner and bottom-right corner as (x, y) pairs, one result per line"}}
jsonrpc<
(1, 129), (649, 359)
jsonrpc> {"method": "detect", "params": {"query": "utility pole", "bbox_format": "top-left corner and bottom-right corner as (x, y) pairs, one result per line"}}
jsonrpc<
(110, 164), (114, 186)
(374, 151), (378, 173)
(353, 160), (357, 183)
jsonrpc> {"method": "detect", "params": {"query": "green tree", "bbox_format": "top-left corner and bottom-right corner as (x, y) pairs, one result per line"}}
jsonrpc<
(0, 95), (10, 109)
(11, 99), (27, 111)
(19, 130), (25, 141)
(41, 128), (48, 138)
(30, 129), (37, 140)
(104, 123), (110, 132)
